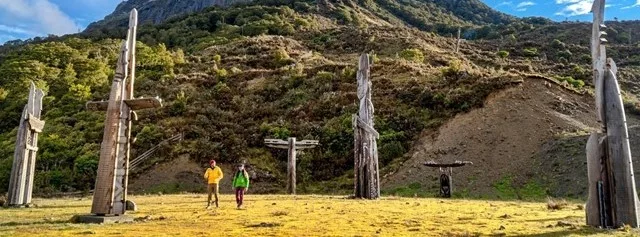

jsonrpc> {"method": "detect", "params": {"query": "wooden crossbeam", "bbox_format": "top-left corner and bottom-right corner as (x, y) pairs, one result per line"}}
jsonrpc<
(423, 161), (473, 168)
(264, 137), (319, 194)
(27, 114), (45, 133)
(86, 97), (163, 111)
(423, 160), (473, 198)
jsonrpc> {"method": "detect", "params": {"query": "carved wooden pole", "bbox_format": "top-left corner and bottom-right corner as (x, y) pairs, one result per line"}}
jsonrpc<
(586, 0), (640, 228)
(87, 9), (162, 216)
(353, 54), (380, 199)
(265, 138), (318, 194)
(7, 82), (45, 206)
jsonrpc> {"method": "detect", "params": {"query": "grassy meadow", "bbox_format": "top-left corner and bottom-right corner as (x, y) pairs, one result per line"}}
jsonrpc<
(0, 194), (638, 236)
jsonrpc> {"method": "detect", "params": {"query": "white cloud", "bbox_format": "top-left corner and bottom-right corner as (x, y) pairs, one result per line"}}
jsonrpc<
(621, 0), (640, 9)
(497, 1), (514, 7)
(0, 0), (79, 36)
(517, 1), (536, 8)
(555, 0), (594, 16)
(516, 1), (535, 11)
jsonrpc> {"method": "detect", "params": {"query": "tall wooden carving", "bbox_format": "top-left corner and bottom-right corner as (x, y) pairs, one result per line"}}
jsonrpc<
(353, 54), (380, 199)
(265, 138), (319, 194)
(585, 0), (640, 228)
(87, 9), (162, 216)
(7, 82), (45, 206)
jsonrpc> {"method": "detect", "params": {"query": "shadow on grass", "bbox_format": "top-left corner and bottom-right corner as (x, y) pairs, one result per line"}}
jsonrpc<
(0, 219), (70, 227)
(34, 204), (89, 209)
(523, 216), (583, 223)
(518, 226), (617, 237)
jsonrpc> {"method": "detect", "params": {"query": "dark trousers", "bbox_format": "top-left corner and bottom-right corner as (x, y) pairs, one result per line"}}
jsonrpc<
(235, 187), (245, 206)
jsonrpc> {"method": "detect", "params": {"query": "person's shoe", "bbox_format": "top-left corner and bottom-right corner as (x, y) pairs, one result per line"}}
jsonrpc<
(206, 204), (211, 210)
(215, 201), (219, 208)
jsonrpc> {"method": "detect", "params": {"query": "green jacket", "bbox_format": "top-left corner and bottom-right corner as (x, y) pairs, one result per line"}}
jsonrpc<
(232, 171), (250, 188)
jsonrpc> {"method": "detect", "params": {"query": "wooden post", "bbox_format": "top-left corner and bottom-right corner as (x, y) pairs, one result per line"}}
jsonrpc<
(353, 54), (380, 199)
(604, 69), (639, 227)
(7, 82), (45, 206)
(288, 138), (296, 194)
(586, 0), (640, 228)
(265, 138), (318, 194)
(88, 9), (162, 216)
(424, 161), (472, 198)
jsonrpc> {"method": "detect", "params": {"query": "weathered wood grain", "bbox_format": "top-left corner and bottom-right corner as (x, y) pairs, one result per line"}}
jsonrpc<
(604, 69), (639, 227)
(586, 132), (604, 226)
(353, 54), (380, 199)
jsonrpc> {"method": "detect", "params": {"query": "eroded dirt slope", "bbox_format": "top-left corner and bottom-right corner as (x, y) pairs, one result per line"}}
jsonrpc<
(382, 78), (603, 198)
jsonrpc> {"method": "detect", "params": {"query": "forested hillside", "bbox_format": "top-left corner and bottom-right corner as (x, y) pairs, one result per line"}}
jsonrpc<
(0, 0), (639, 197)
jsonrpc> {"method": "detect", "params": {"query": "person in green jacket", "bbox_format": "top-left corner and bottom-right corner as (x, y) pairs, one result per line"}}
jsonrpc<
(232, 163), (250, 209)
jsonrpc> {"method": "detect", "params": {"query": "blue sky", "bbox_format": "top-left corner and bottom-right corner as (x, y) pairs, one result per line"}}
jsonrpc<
(483, 0), (640, 21)
(0, 0), (639, 44)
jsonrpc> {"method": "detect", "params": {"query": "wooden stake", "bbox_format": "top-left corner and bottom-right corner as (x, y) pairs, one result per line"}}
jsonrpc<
(288, 137), (296, 195)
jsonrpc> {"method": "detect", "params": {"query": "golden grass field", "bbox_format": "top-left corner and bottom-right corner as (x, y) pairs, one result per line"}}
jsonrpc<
(0, 194), (638, 236)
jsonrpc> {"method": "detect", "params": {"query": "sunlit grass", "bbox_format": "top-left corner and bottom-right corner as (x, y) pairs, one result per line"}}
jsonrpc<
(0, 194), (637, 236)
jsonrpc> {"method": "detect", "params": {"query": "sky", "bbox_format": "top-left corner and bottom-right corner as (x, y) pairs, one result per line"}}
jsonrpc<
(0, 0), (639, 44)
(483, 0), (640, 21)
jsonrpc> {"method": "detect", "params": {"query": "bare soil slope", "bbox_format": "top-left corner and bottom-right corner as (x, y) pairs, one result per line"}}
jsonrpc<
(129, 156), (281, 194)
(382, 78), (603, 199)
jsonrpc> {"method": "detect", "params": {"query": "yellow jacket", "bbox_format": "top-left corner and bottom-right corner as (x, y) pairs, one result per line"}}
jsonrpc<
(204, 166), (223, 184)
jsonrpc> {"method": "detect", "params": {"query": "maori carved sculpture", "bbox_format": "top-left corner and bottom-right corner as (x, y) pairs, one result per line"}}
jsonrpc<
(7, 82), (45, 206)
(353, 54), (380, 199)
(88, 9), (162, 216)
(585, 0), (640, 228)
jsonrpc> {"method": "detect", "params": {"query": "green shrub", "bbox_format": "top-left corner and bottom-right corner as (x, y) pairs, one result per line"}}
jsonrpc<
(497, 50), (509, 59)
(523, 47), (538, 57)
(316, 71), (335, 82)
(213, 54), (222, 64)
(441, 59), (462, 78)
(215, 68), (228, 78)
(293, 2), (312, 12)
(555, 76), (584, 89)
(551, 39), (566, 49)
(557, 49), (572, 60)
(273, 48), (290, 61)
(399, 48), (424, 63)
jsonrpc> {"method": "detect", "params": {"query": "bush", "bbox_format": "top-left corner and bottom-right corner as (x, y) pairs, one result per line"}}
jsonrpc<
(523, 47), (538, 57)
(497, 50), (509, 59)
(273, 48), (290, 62)
(215, 68), (228, 78)
(556, 49), (572, 60)
(551, 39), (566, 49)
(441, 59), (462, 78)
(555, 76), (584, 89)
(399, 48), (424, 63)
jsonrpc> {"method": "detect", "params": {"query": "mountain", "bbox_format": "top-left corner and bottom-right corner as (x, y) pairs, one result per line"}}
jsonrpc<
(85, 0), (252, 32)
(2, 0), (640, 199)
(86, 0), (516, 34)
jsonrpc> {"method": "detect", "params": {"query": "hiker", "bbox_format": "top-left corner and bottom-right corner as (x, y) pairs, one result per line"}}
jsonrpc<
(232, 163), (250, 209)
(204, 159), (223, 208)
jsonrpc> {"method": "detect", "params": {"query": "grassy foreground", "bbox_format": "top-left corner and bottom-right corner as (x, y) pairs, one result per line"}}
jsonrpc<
(0, 194), (637, 236)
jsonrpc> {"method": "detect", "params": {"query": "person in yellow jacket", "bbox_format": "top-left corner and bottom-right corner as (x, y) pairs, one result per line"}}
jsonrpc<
(204, 159), (223, 208)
